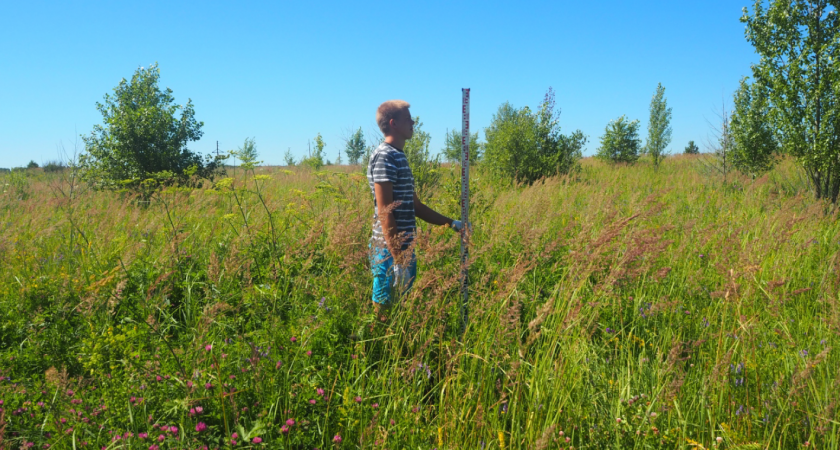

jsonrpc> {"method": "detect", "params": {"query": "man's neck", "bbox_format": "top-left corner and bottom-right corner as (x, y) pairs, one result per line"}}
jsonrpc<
(384, 135), (405, 151)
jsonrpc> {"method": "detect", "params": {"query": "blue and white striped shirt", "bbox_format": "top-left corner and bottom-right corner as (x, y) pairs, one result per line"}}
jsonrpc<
(367, 142), (416, 250)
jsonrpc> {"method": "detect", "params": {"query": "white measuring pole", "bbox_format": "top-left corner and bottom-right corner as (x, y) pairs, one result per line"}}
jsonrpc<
(460, 88), (470, 334)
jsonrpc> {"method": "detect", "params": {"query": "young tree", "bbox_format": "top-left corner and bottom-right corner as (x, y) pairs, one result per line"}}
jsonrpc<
(302, 134), (326, 170)
(698, 106), (735, 183)
(236, 137), (259, 166)
(742, 1), (840, 201)
(442, 129), (481, 163)
(596, 115), (641, 164)
(730, 77), (778, 176)
(283, 148), (296, 166)
(484, 88), (585, 184)
(344, 127), (366, 165)
(684, 141), (700, 154)
(402, 117), (440, 197)
(536, 87), (586, 177)
(484, 103), (539, 183)
(80, 63), (221, 189)
(644, 83), (672, 170)
(27, 160), (39, 169)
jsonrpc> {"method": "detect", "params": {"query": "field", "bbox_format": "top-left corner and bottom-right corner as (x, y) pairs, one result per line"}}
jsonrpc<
(1, 156), (839, 450)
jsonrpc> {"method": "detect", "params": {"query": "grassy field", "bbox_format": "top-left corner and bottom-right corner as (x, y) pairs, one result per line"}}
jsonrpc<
(1, 156), (838, 450)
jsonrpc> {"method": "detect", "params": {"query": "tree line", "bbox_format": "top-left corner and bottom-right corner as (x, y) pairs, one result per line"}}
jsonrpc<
(66, 1), (840, 202)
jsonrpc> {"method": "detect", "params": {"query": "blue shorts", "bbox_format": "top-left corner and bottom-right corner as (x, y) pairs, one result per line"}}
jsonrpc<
(370, 244), (417, 305)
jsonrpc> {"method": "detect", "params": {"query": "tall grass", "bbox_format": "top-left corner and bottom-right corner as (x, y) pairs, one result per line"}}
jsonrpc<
(0, 156), (837, 449)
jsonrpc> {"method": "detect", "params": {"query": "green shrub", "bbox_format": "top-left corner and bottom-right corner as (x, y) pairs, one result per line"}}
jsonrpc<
(80, 63), (223, 190)
(483, 88), (585, 184)
(596, 115), (641, 164)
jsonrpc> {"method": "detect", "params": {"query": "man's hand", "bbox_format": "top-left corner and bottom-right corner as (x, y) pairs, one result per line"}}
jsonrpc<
(392, 264), (410, 291)
(450, 220), (472, 233)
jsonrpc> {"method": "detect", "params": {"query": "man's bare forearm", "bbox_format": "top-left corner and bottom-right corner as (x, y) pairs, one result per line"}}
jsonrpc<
(415, 199), (453, 227)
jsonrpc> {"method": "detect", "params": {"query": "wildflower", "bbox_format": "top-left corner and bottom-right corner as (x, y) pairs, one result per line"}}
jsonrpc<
(195, 406), (203, 414)
(306, 350), (312, 357)
(800, 349), (809, 357)
(139, 433), (148, 439)
(280, 425), (289, 434)
(149, 447), (159, 450)
(66, 389), (74, 396)
(318, 297), (326, 308)
(372, 403), (379, 409)
(716, 437), (723, 444)
(252, 437), (263, 444)
(276, 360), (283, 369)
(355, 396), (362, 403)
(286, 418), (295, 426)
(205, 344), (212, 351)
(160, 426), (169, 432)
(333, 435), (342, 443)
(205, 382), (213, 390)
(309, 399), (317, 405)
(316, 388), (325, 396)
(156, 375), (162, 382)
(190, 408), (196, 416)
(351, 354), (357, 359)
(157, 434), (165, 442)
(290, 336), (297, 343)
(195, 422), (206, 433)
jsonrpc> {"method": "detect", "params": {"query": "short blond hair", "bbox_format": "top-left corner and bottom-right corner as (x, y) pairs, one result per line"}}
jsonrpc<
(376, 100), (411, 134)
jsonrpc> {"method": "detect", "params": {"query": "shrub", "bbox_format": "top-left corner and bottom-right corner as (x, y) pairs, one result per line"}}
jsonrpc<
(301, 134), (326, 170)
(26, 160), (39, 169)
(402, 117), (441, 198)
(596, 115), (641, 164)
(442, 128), (481, 164)
(80, 63), (223, 190)
(730, 77), (778, 177)
(684, 141), (700, 155)
(484, 88), (585, 184)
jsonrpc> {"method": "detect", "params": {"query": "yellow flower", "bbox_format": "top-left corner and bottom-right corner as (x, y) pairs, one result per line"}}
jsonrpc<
(437, 427), (443, 448)
(498, 431), (505, 450)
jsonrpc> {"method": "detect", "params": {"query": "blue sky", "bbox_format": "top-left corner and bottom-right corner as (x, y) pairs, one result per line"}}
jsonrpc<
(0, 0), (757, 168)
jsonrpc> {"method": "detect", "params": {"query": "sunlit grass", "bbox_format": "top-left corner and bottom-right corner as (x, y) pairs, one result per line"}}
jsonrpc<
(0, 156), (838, 449)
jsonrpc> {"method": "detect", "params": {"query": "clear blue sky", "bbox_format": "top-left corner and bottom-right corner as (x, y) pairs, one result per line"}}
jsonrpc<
(0, 0), (757, 168)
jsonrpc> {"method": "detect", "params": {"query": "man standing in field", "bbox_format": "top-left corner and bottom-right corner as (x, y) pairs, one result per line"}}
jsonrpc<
(367, 100), (463, 319)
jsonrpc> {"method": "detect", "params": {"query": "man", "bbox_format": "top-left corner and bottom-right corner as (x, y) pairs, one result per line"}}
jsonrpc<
(367, 100), (463, 318)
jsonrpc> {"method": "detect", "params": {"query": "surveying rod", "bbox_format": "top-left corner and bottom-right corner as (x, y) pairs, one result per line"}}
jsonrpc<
(459, 88), (470, 335)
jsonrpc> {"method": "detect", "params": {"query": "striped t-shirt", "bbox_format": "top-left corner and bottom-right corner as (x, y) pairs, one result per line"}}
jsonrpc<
(367, 142), (416, 250)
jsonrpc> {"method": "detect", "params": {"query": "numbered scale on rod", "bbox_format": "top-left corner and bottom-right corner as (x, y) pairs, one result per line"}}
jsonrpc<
(459, 88), (470, 335)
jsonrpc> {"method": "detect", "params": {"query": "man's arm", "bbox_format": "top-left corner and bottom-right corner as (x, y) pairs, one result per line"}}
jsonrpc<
(414, 192), (454, 227)
(374, 181), (403, 260)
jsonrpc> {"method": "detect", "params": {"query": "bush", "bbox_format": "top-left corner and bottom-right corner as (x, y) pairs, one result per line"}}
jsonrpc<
(684, 141), (700, 155)
(442, 128), (481, 164)
(596, 115), (641, 164)
(26, 160), (39, 169)
(730, 77), (778, 177)
(483, 88), (585, 184)
(402, 117), (441, 198)
(301, 134), (326, 170)
(80, 63), (223, 191)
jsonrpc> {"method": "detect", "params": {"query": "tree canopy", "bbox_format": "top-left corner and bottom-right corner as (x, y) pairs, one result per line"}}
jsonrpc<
(80, 63), (221, 190)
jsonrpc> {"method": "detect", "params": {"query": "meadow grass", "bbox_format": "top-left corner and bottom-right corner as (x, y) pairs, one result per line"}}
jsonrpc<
(0, 155), (838, 450)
